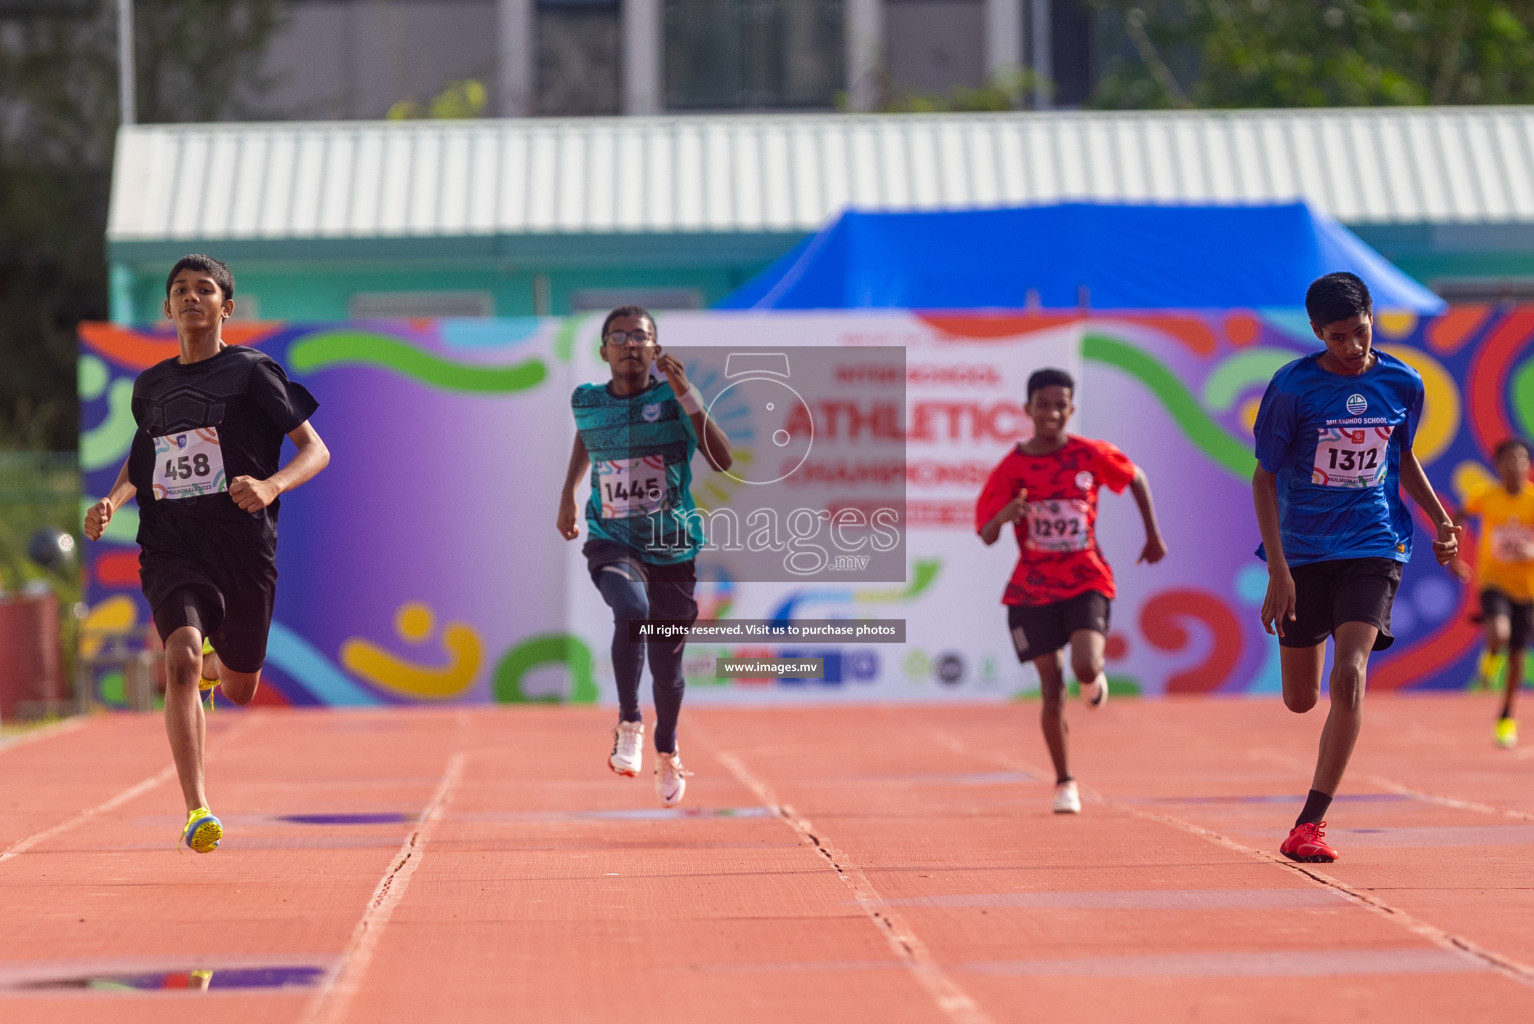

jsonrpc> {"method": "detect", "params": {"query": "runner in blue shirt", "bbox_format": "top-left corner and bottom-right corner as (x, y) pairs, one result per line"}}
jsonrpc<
(557, 306), (733, 807)
(1252, 272), (1459, 863)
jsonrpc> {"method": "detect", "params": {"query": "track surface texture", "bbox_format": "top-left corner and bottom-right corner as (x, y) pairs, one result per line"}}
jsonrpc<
(1, 696), (1531, 1023)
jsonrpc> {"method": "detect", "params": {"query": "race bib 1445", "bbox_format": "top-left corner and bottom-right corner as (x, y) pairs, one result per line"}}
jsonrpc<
(1311, 426), (1391, 488)
(594, 455), (670, 518)
(152, 427), (228, 500)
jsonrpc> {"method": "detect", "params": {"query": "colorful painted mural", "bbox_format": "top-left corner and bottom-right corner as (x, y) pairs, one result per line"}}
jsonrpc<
(79, 317), (574, 708)
(79, 307), (1532, 706)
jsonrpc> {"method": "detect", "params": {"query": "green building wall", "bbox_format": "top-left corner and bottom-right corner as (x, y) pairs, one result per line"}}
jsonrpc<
(110, 222), (1534, 324)
(108, 232), (804, 324)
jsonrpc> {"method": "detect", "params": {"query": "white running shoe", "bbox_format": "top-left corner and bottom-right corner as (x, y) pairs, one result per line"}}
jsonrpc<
(1080, 673), (1108, 709)
(609, 720), (644, 777)
(1052, 780), (1081, 814)
(655, 749), (692, 807)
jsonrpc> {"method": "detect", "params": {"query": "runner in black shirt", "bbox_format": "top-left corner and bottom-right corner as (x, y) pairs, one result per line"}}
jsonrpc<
(84, 255), (329, 854)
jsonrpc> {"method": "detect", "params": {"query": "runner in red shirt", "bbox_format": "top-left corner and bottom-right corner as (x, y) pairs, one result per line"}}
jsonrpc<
(976, 367), (1166, 814)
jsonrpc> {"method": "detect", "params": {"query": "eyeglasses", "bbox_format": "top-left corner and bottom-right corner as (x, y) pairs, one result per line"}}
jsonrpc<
(605, 330), (655, 348)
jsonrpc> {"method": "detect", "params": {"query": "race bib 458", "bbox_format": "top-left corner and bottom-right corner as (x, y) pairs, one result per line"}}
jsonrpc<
(152, 428), (228, 500)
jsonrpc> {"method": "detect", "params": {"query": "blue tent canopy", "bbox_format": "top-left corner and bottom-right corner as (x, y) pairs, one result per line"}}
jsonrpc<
(716, 202), (1445, 313)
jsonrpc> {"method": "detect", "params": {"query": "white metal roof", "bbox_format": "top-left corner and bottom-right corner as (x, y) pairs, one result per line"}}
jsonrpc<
(108, 106), (1534, 242)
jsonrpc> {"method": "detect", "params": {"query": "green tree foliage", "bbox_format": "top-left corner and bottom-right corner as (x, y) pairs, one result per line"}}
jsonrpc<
(1090, 1), (1534, 108)
(387, 78), (489, 120)
(876, 69), (1053, 113)
(0, 0), (283, 451)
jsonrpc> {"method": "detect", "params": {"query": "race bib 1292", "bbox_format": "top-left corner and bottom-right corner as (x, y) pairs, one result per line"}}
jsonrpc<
(1311, 425), (1391, 488)
(152, 427), (228, 500)
(1024, 499), (1090, 553)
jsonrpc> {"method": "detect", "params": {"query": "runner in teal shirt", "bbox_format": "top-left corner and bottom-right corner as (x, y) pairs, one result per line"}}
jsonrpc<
(558, 306), (733, 808)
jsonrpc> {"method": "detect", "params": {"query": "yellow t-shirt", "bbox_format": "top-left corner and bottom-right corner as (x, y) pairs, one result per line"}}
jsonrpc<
(1463, 482), (1534, 602)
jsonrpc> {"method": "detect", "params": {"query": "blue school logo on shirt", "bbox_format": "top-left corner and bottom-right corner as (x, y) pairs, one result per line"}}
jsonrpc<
(642, 402), (661, 422)
(1346, 394), (1368, 415)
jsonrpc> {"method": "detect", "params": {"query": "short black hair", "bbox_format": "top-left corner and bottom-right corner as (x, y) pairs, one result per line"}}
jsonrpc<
(600, 305), (655, 341)
(1306, 272), (1372, 328)
(1494, 437), (1531, 462)
(165, 254), (235, 301)
(1027, 367), (1074, 401)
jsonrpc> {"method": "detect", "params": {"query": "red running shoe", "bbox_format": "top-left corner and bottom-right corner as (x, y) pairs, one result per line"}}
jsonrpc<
(1280, 821), (1338, 863)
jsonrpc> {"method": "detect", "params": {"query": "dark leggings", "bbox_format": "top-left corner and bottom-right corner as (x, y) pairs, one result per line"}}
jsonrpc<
(595, 562), (696, 754)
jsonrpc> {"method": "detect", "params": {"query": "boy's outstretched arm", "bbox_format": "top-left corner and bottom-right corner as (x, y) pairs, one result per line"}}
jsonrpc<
(978, 489), (1027, 546)
(83, 457), (136, 541)
(656, 352), (732, 472)
(1398, 446), (1460, 565)
(1129, 466), (1166, 564)
(557, 434), (590, 540)
(1446, 505), (1474, 582)
(229, 421), (330, 513)
(1253, 465), (1294, 637)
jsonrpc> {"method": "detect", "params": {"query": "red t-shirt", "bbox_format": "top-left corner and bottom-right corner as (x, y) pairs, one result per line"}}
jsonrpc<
(974, 435), (1137, 606)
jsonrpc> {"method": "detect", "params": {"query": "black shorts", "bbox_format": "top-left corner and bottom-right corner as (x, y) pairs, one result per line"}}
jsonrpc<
(142, 553), (277, 674)
(1481, 588), (1534, 649)
(1007, 590), (1111, 663)
(1281, 557), (1402, 651)
(583, 538), (699, 624)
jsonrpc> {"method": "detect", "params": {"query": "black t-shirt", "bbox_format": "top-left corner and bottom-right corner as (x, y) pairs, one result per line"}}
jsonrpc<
(129, 345), (318, 559)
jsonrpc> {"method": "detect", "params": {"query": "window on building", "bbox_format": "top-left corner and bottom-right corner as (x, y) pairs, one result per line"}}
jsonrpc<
(1432, 278), (1534, 304)
(349, 291), (495, 318)
(885, 0), (985, 99)
(665, 0), (844, 110)
(569, 287), (703, 312)
(1050, 0), (1096, 107)
(538, 0), (622, 116)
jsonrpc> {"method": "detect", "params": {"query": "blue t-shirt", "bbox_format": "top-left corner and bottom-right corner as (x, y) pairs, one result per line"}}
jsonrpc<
(1252, 349), (1423, 567)
(573, 378), (702, 564)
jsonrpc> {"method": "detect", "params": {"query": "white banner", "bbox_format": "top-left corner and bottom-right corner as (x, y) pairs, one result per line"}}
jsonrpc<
(564, 311), (1082, 703)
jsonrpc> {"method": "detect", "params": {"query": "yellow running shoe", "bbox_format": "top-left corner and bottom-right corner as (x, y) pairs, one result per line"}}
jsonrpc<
(199, 636), (218, 709)
(182, 807), (223, 853)
(1475, 650), (1508, 692)
(1495, 717), (1518, 749)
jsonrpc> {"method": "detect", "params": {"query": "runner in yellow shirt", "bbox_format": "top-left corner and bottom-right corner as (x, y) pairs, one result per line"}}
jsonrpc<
(1450, 438), (1534, 748)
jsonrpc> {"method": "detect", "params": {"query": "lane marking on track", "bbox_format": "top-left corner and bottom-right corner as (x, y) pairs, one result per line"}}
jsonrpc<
(0, 714), (262, 866)
(1356, 773), (1534, 823)
(1250, 747), (1534, 822)
(299, 750), (467, 1024)
(0, 716), (88, 755)
(713, 748), (998, 1024)
(1110, 801), (1534, 988)
(0, 764), (177, 866)
(925, 727), (1534, 990)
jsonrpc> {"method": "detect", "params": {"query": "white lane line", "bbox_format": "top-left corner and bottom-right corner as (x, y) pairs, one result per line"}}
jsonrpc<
(0, 715), (88, 754)
(1355, 772), (1534, 823)
(0, 712), (263, 865)
(714, 749), (998, 1024)
(0, 764), (177, 866)
(1111, 801), (1534, 987)
(926, 726), (1534, 990)
(299, 751), (467, 1024)
(1251, 746), (1534, 823)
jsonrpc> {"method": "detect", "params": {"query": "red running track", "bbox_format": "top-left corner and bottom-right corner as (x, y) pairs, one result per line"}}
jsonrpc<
(1, 695), (1532, 1023)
